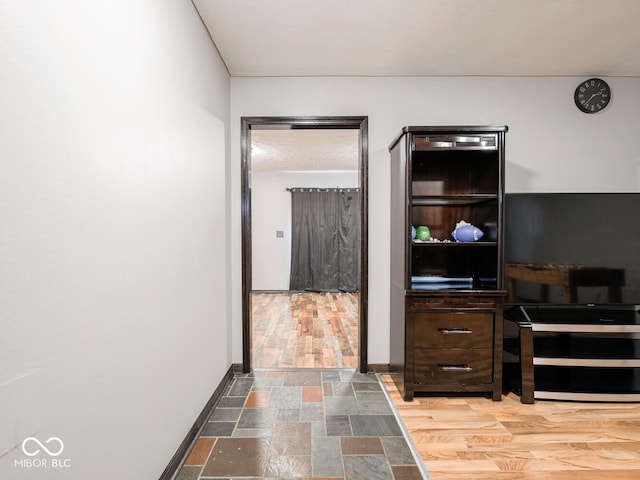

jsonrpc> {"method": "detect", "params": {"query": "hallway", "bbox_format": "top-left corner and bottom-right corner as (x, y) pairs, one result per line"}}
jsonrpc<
(174, 370), (426, 479)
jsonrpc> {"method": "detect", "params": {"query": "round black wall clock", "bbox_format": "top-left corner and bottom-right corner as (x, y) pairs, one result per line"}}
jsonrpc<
(574, 78), (611, 113)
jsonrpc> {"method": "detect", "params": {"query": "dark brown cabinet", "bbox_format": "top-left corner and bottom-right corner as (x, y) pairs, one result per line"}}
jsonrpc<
(389, 126), (507, 401)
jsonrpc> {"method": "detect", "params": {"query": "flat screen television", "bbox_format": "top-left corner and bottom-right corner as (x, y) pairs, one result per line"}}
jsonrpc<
(504, 193), (640, 306)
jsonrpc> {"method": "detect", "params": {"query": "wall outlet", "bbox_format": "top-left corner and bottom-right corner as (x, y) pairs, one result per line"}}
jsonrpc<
(276, 230), (284, 238)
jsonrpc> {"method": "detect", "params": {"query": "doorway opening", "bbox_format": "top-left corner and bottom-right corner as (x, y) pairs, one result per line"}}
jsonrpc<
(241, 116), (368, 373)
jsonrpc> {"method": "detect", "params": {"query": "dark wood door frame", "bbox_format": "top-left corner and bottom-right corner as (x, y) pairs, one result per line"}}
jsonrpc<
(241, 116), (369, 373)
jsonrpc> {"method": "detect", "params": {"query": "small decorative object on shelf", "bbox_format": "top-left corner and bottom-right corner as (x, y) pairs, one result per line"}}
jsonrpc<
(411, 226), (416, 239)
(415, 225), (431, 241)
(451, 220), (484, 242)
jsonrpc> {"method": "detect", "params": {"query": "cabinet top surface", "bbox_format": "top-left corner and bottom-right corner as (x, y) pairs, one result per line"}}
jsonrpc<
(388, 125), (508, 151)
(406, 290), (507, 298)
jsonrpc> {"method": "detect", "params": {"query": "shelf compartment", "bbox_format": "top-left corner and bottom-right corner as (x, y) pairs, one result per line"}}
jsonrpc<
(411, 244), (498, 286)
(532, 332), (640, 359)
(411, 202), (498, 242)
(411, 241), (497, 247)
(412, 195), (498, 206)
(411, 150), (499, 195)
(533, 365), (640, 395)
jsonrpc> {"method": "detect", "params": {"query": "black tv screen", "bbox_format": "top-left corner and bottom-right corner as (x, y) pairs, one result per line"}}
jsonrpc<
(504, 193), (640, 306)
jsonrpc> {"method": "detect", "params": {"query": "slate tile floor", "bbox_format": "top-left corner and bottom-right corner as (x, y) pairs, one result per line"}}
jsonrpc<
(175, 370), (427, 480)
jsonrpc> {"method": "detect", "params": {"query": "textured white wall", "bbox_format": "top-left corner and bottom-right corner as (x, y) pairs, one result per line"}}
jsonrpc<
(0, 1), (230, 479)
(252, 171), (359, 291)
(230, 76), (640, 364)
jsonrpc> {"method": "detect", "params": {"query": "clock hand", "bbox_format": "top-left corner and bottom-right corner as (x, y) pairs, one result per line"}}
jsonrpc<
(584, 91), (603, 104)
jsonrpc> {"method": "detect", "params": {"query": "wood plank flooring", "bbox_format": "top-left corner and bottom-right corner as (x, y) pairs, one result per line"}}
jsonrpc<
(381, 374), (640, 480)
(251, 292), (359, 368)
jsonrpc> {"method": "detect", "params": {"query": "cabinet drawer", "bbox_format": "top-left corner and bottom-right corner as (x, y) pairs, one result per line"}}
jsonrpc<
(414, 312), (494, 348)
(409, 297), (496, 311)
(414, 349), (493, 385)
(450, 297), (497, 309)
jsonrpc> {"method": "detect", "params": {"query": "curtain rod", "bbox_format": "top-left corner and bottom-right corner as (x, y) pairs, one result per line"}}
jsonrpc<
(285, 187), (359, 192)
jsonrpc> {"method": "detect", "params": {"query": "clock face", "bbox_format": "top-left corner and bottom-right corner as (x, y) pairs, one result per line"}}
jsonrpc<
(574, 78), (611, 113)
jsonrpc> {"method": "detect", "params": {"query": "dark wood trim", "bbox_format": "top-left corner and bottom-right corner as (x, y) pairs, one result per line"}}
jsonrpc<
(358, 117), (369, 373)
(241, 116), (369, 373)
(518, 323), (535, 404)
(232, 362), (244, 374)
(159, 365), (235, 480)
(241, 118), (252, 374)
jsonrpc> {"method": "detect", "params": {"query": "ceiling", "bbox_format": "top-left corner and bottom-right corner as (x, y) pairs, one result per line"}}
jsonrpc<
(193, 0), (640, 77)
(193, 0), (640, 171)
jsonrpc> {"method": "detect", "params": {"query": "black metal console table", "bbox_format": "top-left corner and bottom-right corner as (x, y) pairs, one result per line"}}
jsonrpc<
(504, 304), (640, 403)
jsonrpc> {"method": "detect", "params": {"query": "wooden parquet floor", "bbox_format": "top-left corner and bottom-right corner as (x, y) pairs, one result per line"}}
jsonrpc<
(381, 374), (640, 480)
(251, 292), (359, 369)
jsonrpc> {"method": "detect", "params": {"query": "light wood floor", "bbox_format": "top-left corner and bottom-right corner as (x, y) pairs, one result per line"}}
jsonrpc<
(382, 374), (640, 480)
(251, 292), (359, 369)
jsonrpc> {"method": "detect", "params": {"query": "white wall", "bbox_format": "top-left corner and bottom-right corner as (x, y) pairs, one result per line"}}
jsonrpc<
(0, 1), (230, 479)
(252, 171), (358, 290)
(230, 76), (640, 364)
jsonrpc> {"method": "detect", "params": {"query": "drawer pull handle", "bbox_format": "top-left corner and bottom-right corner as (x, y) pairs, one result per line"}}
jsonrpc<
(438, 328), (472, 334)
(438, 364), (473, 372)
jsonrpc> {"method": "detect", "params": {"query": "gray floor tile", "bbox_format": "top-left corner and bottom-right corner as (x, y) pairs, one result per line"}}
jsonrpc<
(210, 407), (242, 422)
(382, 437), (417, 465)
(300, 403), (324, 421)
(276, 408), (300, 421)
(217, 396), (246, 408)
(340, 371), (378, 383)
(343, 455), (394, 480)
(228, 377), (253, 396)
(270, 421), (312, 455)
(330, 381), (355, 396)
(201, 421), (235, 437)
(232, 427), (272, 437)
(268, 386), (302, 409)
(326, 414), (352, 436)
(311, 419), (327, 437)
(174, 465), (201, 480)
(312, 436), (344, 477)
(322, 371), (341, 382)
(324, 395), (360, 415)
(252, 376), (284, 388)
(355, 391), (394, 414)
(350, 414), (404, 436)
(353, 381), (383, 391)
(237, 408), (278, 429)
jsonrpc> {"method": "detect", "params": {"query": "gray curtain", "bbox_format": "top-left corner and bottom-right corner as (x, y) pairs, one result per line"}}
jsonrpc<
(289, 188), (360, 292)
